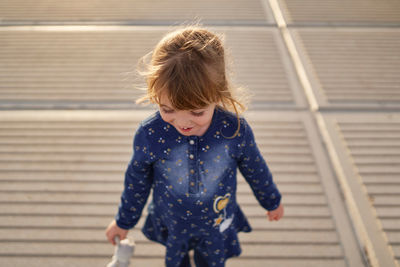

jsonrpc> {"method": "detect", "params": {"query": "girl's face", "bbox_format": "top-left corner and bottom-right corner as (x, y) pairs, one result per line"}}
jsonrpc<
(159, 93), (216, 136)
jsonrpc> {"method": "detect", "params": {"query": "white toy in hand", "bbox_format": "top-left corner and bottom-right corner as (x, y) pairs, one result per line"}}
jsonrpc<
(107, 236), (135, 267)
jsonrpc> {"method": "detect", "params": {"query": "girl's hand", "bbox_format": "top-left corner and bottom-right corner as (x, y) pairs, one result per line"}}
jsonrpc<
(267, 203), (284, 221)
(105, 220), (129, 245)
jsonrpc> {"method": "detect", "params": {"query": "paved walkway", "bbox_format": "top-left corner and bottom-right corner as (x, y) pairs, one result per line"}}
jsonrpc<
(0, 0), (399, 266)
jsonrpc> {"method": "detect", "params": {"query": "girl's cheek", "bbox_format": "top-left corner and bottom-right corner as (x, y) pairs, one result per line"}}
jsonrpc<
(197, 113), (213, 126)
(160, 113), (172, 123)
(196, 118), (208, 126)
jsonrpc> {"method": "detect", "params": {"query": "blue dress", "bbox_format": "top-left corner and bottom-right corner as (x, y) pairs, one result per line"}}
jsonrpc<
(115, 107), (282, 267)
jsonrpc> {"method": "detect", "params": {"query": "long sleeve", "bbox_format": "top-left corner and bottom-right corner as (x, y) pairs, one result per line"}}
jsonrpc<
(237, 118), (281, 211)
(115, 125), (154, 230)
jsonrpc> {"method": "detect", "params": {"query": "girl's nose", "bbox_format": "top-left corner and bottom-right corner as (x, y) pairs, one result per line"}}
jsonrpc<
(175, 116), (192, 128)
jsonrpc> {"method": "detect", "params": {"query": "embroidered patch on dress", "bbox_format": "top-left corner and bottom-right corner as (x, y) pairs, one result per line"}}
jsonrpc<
(212, 193), (234, 232)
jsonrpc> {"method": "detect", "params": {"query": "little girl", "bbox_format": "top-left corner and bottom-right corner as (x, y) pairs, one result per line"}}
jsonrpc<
(106, 26), (284, 267)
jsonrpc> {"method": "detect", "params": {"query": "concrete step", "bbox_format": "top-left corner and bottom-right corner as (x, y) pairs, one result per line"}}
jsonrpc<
(0, 26), (306, 110)
(0, 0), (273, 25)
(291, 28), (400, 110)
(320, 112), (400, 266)
(280, 0), (400, 26)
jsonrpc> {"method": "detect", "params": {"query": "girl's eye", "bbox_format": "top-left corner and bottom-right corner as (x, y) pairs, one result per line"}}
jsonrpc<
(191, 111), (204, 117)
(162, 109), (174, 114)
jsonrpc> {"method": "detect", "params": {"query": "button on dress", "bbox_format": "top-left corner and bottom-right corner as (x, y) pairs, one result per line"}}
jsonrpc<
(115, 107), (282, 267)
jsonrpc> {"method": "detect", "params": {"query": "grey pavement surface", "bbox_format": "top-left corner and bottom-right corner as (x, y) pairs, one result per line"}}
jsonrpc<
(0, 0), (399, 266)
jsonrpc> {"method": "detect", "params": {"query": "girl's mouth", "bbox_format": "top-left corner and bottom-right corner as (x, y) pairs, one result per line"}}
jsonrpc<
(180, 127), (193, 133)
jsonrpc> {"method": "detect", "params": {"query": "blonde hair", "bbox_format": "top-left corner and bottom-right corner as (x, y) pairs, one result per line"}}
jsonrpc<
(136, 25), (247, 137)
